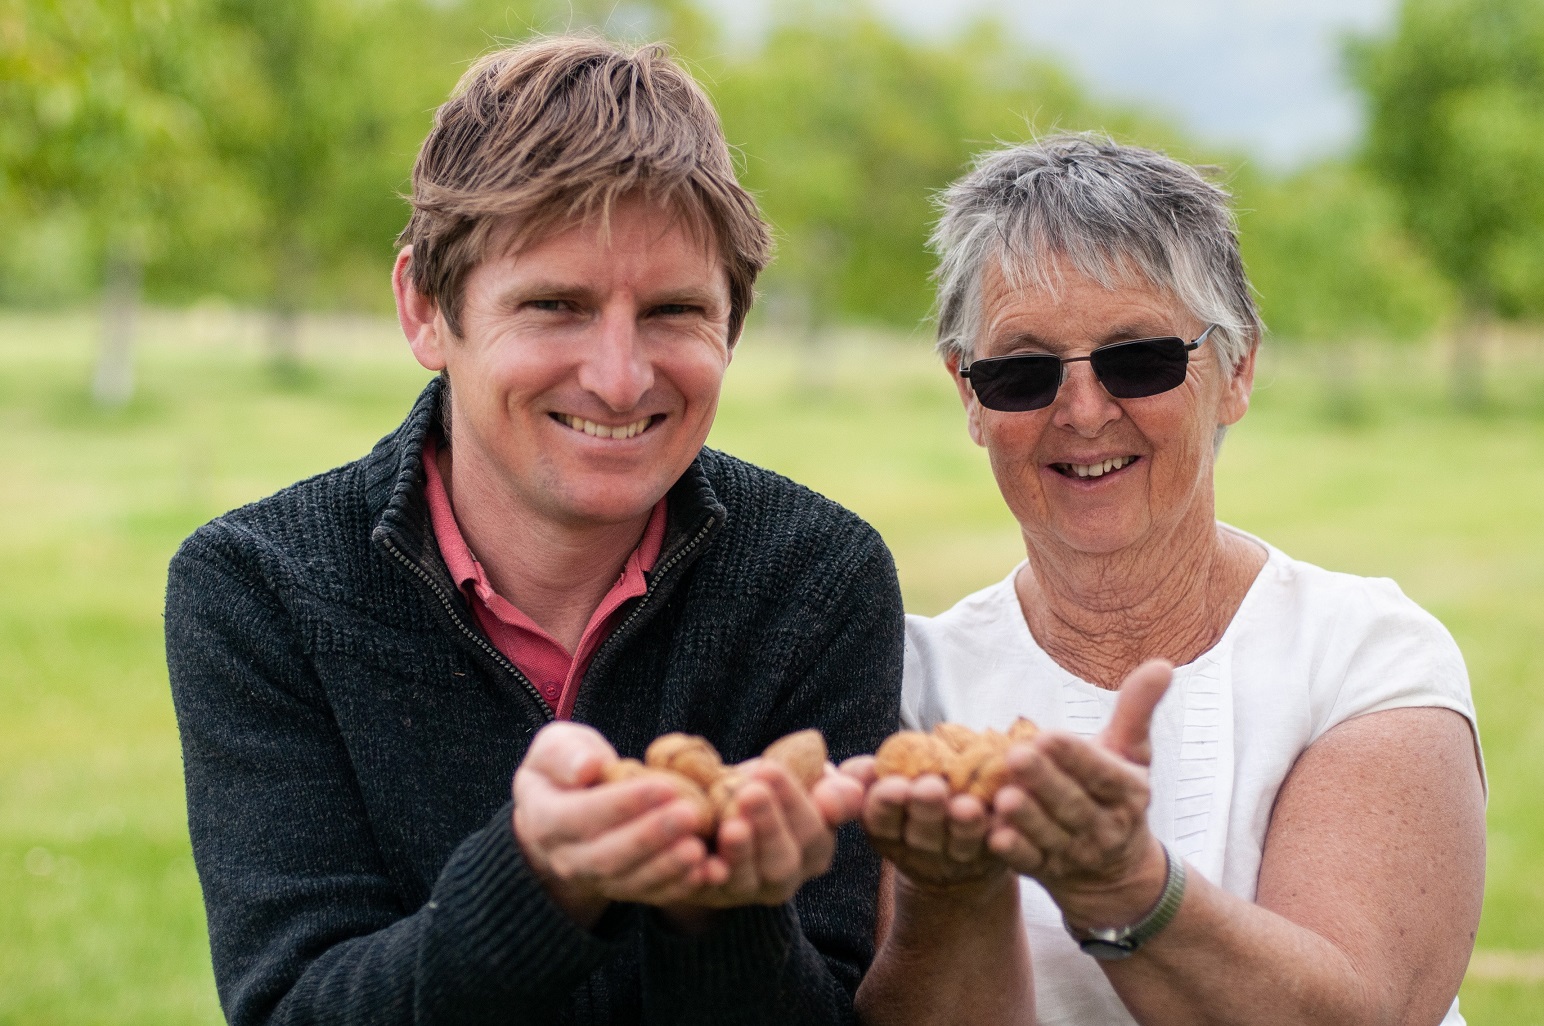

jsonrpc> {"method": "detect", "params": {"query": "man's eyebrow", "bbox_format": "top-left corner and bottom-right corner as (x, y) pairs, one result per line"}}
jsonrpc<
(644, 285), (725, 308)
(493, 280), (600, 310)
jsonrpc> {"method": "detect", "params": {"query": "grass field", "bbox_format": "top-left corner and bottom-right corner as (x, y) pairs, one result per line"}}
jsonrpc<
(2, 310), (1542, 1023)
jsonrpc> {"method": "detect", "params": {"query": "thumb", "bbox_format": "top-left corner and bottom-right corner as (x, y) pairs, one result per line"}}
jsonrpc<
(811, 768), (865, 828)
(1098, 660), (1173, 766)
(524, 721), (614, 788)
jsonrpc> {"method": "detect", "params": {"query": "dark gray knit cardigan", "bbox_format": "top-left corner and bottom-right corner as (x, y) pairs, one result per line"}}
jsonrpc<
(165, 378), (904, 1026)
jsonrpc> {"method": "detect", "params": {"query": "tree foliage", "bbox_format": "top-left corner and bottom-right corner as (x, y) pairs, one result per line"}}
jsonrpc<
(1238, 163), (1454, 344)
(2, 0), (1532, 371)
(0, 0), (230, 302)
(1354, 0), (1544, 319)
(705, 5), (1179, 331)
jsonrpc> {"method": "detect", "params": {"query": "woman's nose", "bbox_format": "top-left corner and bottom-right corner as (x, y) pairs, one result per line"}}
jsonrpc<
(1052, 361), (1123, 437)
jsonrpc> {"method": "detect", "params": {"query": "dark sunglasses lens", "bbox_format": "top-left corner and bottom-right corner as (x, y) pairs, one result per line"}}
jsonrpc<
(1092, 337), (1190, 398)
(969, 356), (1061, 411)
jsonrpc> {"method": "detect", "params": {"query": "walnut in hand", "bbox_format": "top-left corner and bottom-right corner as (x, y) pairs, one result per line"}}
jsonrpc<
(600, 728), (831, 838)
(873, 718), (1039, 805)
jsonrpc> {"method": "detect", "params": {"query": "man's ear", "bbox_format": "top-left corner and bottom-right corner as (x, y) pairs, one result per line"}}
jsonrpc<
(946, 351), (987, 448)
(394, 247), (447, 372)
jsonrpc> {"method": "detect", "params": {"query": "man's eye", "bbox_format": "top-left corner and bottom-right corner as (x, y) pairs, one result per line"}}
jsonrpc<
(528, 299), (569, 312)
(654, 304), (697, 316)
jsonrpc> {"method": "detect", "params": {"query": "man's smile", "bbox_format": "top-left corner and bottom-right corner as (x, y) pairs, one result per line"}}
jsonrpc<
(552, 412), (661, 439)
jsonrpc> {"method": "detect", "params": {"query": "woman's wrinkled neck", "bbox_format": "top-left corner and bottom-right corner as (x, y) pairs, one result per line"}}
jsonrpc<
(1014, 508), (1266, 689)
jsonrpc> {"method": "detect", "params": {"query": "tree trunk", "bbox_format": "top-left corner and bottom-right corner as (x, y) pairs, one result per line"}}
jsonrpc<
(1450, 307), (1487, 411)
(1319, 338), (1365, 424)
(92, 250), (142, 408)
(266, 235), (307, 375)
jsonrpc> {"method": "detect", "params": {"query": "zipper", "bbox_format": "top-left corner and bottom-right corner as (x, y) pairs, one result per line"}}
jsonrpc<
(583, 514), (717, 684)
(380, 534), (554, 722)
(381, 512), (717, 724)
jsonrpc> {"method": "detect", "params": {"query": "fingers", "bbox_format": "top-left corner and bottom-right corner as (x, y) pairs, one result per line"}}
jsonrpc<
(811, 765), (866, 827)
(521, 721), (620, 787)
(860, 774), (995, 868)
(991, 784), (1072, 855)
(1099, 659), (1172, 765)
(943, 792), (990, 862)
(862, 774), (916, 841)
(599, 833), (709, 902)
(525, 772), (684, 845)
(840, 754), (878, 788)
(547, 797), (705, 885)
(1035, 733), (1147, 806)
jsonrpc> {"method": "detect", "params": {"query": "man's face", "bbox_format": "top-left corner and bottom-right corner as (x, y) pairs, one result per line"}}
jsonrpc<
(399, 197), (733, 530)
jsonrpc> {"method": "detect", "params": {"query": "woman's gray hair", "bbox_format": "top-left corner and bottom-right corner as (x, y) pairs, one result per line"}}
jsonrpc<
(931, 134), (1262, 371)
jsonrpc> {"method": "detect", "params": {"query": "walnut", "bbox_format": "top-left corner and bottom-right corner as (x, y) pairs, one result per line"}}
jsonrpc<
(873, 718), (1040, 807)
(601, 757), (716, 836)
(762, 729), (827, 789)
(645, 733), (725, 790)
(1007, 717), (1040, 744)
(931, 722), (977, 753)
(873, 730), (950, 779)
(605, 729), (832, 837)
(707, 767), (748, 815)
(602, 757), (650, 783)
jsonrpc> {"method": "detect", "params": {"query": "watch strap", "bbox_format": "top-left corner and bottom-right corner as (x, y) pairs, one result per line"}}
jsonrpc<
(1064, 841), (1187, 961)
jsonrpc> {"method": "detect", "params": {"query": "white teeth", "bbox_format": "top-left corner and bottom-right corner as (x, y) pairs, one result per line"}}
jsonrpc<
(1063, 455), (1134, 478)
(561, 414), (652, 439)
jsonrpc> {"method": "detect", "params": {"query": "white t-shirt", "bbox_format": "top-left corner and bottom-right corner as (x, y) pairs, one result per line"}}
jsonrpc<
(902, 530), (1481, 1026)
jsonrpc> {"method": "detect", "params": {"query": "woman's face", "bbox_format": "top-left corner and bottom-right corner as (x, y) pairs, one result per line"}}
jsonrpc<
(952, 261), (1255, 559)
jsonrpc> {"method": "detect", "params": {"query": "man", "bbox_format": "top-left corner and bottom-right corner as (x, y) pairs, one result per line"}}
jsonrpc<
(166, 37), (902, 1026)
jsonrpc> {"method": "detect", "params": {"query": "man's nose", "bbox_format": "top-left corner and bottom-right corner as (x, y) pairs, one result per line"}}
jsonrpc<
(577, 302), (653, 411)
(1051, 361), (1123, 437)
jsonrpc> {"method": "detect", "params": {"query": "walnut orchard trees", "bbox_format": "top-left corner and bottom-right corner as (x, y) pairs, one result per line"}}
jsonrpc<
(0, 0), (234, 404)
(2, 0), (1533, 410)
(1353, 0), (1544, 406)
(0, 0), (507, 399)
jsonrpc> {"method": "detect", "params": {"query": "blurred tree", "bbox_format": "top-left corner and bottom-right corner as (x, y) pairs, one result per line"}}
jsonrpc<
(1353, 0), (1544, 407)
(1239, 163), (1455, 418)
(704, 1), (1182, 358)
(191, 0), (418, 370)
(0, 0), (230, 405)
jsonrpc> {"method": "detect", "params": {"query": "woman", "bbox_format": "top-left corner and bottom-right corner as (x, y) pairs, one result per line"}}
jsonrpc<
(848, 136), (1485, 1026)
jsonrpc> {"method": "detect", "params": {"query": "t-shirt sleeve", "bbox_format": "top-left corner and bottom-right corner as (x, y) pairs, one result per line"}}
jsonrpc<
(1313, 576), (1485, 791)
(900, 617), (927, 731)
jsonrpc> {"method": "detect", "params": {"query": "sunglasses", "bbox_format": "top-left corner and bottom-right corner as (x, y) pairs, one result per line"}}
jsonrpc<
(959, 324), (1217, 412)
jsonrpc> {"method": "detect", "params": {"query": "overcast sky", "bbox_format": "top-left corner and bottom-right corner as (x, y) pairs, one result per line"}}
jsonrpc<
(697, 0), (1400, 170)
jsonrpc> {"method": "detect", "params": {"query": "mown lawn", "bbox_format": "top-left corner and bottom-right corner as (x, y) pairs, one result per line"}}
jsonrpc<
(2, 312), (1542, 1023)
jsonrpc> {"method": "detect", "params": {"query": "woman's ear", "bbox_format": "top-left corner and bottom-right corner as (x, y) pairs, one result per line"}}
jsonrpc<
(946, 351), (988, 448)
(1218, 337), (1258, 428)
(393, 247), (448, 372)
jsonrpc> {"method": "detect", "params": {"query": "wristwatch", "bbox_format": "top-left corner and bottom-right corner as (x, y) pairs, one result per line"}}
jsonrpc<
(1063, 842), (1187, 961)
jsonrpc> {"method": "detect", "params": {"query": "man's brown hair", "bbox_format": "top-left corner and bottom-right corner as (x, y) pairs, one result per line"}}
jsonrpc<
(398, 36), (772, 341)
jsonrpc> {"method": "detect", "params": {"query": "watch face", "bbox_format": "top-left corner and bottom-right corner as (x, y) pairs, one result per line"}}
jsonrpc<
(1080, 939), (1137, 962)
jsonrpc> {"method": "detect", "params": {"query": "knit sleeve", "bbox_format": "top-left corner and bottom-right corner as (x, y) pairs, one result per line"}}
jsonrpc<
(637, 533), (904, 1026)
(166, 525), (623, 1026)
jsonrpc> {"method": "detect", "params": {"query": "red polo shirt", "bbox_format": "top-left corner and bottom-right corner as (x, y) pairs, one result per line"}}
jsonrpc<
(421, 437), (668, 719)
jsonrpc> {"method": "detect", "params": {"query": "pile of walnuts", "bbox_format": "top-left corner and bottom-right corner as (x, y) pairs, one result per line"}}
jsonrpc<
(602, 729), (827, 837)
(873, 719), (1040, 803)
(598, 718), (1042, 832)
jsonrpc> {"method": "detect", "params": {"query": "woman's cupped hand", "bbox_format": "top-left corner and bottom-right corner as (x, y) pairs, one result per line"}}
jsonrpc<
(849, 660), (1176, 920)
(987, 660), (1174, 927)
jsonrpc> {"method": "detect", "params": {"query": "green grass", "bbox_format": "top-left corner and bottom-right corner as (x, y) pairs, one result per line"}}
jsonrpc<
(2, 312), (1542, 1023)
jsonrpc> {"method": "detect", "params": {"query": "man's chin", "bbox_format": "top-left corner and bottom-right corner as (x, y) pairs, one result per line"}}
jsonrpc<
(539, 482), (671, 530)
